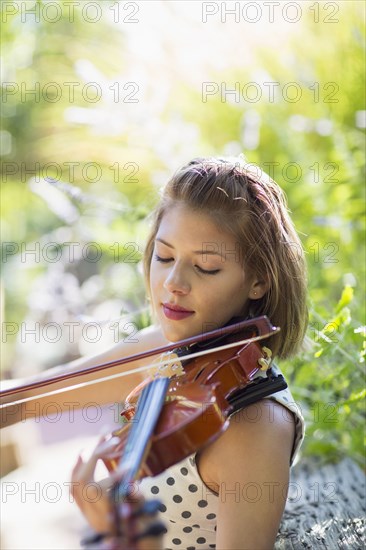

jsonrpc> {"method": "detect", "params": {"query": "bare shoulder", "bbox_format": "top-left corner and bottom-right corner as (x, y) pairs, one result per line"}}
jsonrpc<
(198, 400), (295, 487)
(197, 400), (296, 549)
(66, 324), (169, 371)
(135, 324), (169, 349)
(223, 398), (296, 460)
(98, 323), (168, 357)
(33, 324), (169, 391)
(113, 323), (170, 360)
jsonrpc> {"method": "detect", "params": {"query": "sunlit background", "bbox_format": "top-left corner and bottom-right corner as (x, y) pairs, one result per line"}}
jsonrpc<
(0, 3), (365, 539)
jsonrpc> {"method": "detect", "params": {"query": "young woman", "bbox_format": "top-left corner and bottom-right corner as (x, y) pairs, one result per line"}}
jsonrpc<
(71, 156), (308, 550)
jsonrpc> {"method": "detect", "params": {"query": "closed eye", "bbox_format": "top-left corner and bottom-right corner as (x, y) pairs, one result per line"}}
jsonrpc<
(154, 255), (220, 275)
(154, 255), (172, 264)
(196, 266), (221, 275)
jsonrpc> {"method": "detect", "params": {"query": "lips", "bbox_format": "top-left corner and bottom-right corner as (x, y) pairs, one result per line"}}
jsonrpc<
(162, 303), (195, 321)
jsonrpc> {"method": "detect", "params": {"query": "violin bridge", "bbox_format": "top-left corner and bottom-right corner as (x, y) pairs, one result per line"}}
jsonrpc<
(149, 352), (185, 379)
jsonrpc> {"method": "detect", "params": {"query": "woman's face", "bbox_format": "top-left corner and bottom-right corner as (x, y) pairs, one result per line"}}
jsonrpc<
(149, 203), (262, 342)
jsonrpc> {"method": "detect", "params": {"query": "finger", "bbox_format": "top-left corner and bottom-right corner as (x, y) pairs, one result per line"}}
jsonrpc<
(71, 454), (83, 473)
(71, 454), (86, 481)
(75, 437), (120, 483)
(92, 436), (121, 459)
(97, 468), (127, 492)
(71, 452), (100, 485)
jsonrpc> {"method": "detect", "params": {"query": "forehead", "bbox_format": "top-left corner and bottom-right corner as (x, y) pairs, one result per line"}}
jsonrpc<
(156, 204), (241, 260)
(157, 204), (227, 239)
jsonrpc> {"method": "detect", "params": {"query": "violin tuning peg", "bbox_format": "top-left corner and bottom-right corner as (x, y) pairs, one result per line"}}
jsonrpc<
(262, 346), (272, 359)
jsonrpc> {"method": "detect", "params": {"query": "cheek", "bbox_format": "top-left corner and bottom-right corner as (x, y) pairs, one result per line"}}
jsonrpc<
(149, 265), (162, 300)
(216, 276), (249, 310)
(197, 285), (230, 314)
(149, 270), (157, 298)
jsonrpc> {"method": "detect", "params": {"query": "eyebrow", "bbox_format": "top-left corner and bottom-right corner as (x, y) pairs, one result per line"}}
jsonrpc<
(155, 237), (226, 258)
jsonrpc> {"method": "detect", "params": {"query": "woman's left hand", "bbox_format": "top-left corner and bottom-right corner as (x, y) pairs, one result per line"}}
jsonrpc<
(71, 437), (120, 536)
(71, 437), (166, 550)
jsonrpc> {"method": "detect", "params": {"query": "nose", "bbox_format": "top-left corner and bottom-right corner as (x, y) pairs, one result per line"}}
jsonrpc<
(163, 262), (191, 295)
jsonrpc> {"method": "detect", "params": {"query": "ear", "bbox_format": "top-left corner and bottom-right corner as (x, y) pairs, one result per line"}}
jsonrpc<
(248, 277), (268, 300)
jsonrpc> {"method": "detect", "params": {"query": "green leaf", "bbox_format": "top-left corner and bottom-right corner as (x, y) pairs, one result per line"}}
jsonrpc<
(341, 388), (366, 405)
(323, 307), (351, 334)
(335, 285), (354, 313)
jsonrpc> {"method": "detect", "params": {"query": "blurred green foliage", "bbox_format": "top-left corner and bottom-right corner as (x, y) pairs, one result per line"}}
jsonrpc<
(0, 1), (365, 464)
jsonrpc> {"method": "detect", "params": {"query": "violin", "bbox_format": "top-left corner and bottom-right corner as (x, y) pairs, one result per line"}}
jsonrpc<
(1, 315), (286, 549)
(77, 316), (287, 548)
(102, 315), (286, 477)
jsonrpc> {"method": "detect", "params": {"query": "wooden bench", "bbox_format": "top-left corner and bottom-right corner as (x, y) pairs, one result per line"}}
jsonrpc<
(276, 458), (365, 549)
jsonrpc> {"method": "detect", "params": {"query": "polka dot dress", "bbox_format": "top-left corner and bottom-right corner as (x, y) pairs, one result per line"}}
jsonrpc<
(138, 364), (305, 549)
(139, 456), (218, 549)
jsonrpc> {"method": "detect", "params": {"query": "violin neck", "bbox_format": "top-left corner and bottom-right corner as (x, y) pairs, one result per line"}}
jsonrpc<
(114, 377), (170, 493)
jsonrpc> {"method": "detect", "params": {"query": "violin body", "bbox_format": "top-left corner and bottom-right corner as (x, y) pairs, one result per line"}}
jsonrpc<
(102, 338), (272, 477)
(104, 381), (231, 477)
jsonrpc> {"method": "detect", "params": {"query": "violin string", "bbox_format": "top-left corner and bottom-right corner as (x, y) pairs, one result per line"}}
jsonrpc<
(0, 330), (279, 409)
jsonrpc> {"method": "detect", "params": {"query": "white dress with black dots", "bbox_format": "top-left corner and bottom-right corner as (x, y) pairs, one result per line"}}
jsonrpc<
(138, 364), (305, 550)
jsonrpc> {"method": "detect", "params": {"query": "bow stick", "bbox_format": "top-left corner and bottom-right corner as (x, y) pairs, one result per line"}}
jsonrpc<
(0, 316), (279, 412)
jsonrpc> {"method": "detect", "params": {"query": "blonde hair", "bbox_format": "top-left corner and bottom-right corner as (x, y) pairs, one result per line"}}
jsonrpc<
(143, 157), (308, 358)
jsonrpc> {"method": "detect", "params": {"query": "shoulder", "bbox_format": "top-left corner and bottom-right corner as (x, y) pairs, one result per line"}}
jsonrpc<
(198, 399), (295, 490)
(94, 323), (169, 363)
(132, 324), (170, 351)
(197, 400), (296, 548)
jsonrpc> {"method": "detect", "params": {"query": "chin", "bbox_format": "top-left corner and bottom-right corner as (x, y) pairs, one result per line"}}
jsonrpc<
(160, 322), (194, 344)
(161, 327), (185, 344)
